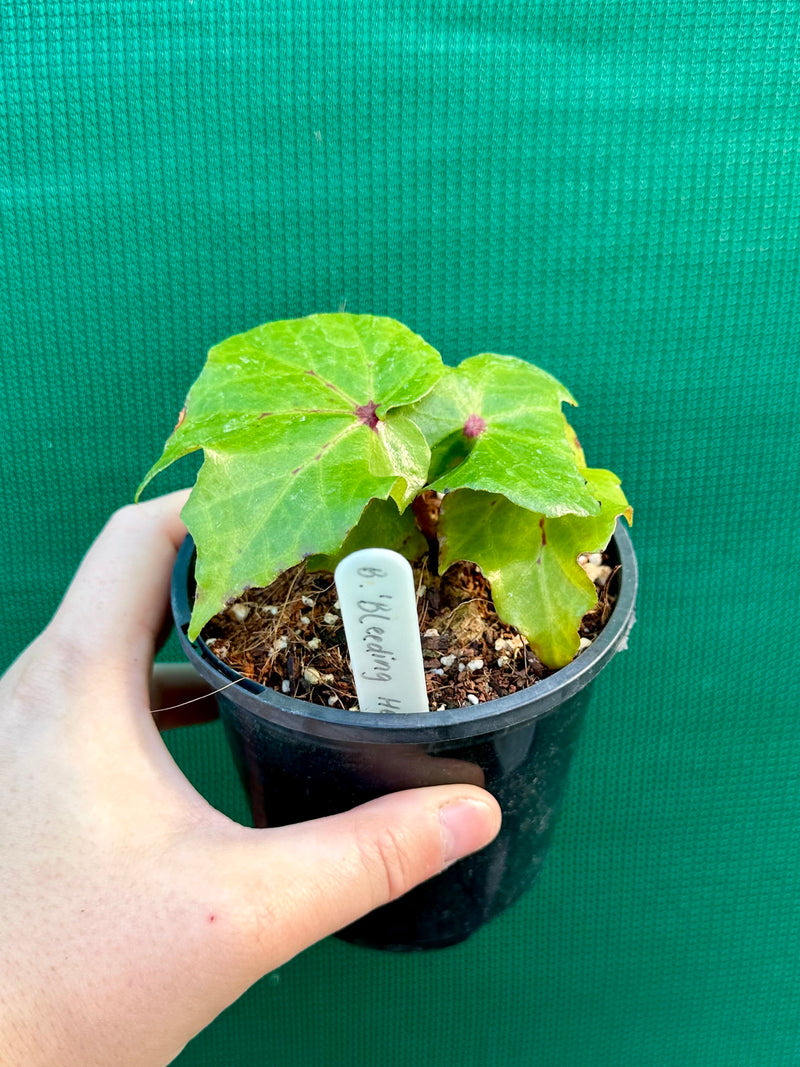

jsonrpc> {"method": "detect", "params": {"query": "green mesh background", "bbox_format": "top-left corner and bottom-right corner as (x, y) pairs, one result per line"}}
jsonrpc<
(3, 2), (799, 1063)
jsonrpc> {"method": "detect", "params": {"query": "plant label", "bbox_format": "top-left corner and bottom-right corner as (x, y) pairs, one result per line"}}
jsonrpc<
(334, 548), (429, 713)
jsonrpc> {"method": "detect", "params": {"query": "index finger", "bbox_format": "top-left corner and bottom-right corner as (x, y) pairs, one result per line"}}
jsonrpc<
(49, 490), (191, 667)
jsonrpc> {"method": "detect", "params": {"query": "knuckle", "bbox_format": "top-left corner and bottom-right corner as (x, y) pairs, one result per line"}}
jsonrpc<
(0, 633), (75, 738)
(40, 619), (96, 681)
(355, 820), (428, 904)
(4, 630), (69, 699)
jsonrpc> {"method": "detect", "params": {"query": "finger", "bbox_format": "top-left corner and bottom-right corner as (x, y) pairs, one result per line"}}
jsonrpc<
(49, 491), (191, 666)
(149, 663), (220, 731)
(220, 784), (502, 967)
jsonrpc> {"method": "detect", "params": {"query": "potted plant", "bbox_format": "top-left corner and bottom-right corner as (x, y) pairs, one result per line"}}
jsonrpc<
(138, 313), (637, 951)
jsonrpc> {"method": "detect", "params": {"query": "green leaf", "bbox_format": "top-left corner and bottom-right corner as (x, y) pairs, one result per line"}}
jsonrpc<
(438, 469), (632, 668)
(136, 313), (443, 638)
(407, 353), (601, 518)
(306, 497), (429, 572)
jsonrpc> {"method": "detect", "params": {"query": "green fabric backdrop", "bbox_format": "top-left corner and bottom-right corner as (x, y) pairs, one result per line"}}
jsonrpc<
(3, 2), (799, 1063)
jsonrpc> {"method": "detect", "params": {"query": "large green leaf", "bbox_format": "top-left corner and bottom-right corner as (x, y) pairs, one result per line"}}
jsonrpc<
(438, 469), (632, 668)
(407, 353), (601, 517)
(306, 497), (428, 572)
(136, 314), (443, 638)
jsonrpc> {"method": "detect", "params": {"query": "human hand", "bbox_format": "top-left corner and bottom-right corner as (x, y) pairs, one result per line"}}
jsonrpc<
(0, 491), (501, 1066)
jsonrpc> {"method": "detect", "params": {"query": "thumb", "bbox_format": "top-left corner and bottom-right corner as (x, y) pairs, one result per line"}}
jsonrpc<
(222, 785), (501, 968)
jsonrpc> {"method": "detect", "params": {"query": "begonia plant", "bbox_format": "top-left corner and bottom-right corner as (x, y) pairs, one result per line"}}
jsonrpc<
(137, 313), (631, 668)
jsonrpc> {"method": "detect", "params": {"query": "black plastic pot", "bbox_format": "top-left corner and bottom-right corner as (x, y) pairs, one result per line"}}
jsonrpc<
(171, 523), (637, 951)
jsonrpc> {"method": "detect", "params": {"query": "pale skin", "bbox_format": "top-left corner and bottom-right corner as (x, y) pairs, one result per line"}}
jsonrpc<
(0, 491), (501, 1066)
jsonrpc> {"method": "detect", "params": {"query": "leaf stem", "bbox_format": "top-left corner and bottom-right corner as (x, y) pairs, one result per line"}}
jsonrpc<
(411, 493), (440, 576)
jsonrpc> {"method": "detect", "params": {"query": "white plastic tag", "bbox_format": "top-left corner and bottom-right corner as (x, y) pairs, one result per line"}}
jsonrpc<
(334, 548), (429, 714)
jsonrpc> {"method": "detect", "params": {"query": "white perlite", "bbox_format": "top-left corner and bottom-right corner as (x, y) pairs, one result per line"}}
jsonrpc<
(495, 635), (524, 654)
(303, 666), (333, 686)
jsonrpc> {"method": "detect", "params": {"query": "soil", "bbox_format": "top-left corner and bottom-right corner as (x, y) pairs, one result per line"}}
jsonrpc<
(202, 551), (619, 713)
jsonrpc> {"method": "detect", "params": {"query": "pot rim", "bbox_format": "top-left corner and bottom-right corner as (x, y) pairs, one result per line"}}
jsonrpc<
(172, 520), (637, 744)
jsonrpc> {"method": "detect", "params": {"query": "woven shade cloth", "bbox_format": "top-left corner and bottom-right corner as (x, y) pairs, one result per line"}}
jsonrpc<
(2, 3), (799, 1064)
